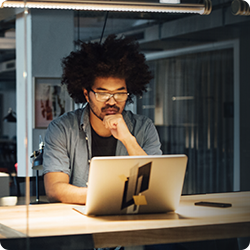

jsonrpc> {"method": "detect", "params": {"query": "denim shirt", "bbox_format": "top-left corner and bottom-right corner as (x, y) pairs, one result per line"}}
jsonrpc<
(43, 104), (162, 187)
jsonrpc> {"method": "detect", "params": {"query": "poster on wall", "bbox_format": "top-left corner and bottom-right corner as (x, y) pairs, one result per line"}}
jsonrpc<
(34, 77), (72, 129)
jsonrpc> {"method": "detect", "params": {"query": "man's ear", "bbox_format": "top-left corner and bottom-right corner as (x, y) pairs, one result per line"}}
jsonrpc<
(83, 88), (89, 102)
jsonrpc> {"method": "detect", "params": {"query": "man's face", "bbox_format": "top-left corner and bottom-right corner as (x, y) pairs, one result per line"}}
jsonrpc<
(83, 77), (128, 121)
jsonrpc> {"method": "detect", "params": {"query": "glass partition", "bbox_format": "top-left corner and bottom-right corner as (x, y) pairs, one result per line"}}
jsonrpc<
(0, 0), (250, 246)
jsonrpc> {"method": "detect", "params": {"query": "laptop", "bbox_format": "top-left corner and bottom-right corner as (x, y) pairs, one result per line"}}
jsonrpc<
(74, 154), (188, 216)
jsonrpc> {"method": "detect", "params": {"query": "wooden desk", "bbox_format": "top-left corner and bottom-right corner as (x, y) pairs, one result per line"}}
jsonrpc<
(0, 192), (249, 249)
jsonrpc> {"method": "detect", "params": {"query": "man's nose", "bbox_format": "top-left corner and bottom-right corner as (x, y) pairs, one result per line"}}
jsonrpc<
(106, 95), (117, 105)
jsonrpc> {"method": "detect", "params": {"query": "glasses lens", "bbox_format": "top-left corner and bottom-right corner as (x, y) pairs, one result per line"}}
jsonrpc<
(95, 92), (128, 102)
(113, 93), (128, 102)
(95, 93), (110, 102)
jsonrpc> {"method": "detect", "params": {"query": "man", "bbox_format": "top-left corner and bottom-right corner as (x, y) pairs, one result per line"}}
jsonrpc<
(43, 34), (162, 205)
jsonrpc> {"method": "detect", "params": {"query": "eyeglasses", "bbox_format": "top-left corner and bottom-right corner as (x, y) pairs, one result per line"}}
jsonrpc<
(90, 88), (129, 103)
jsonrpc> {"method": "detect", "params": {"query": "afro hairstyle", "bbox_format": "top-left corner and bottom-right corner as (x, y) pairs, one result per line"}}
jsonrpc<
(61, 34), (153, 104)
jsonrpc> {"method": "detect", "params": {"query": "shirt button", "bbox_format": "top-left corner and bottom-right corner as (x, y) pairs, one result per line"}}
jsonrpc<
(85, 137), (88, 140)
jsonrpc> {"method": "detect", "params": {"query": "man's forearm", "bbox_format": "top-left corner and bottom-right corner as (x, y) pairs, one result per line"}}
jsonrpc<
(121, 135), (147, 156)
(46, 182), (87, 205)
(44, 172), (87, 205)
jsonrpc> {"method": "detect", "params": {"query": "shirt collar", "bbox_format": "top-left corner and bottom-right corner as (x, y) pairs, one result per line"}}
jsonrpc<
(80, 103), (89, 131)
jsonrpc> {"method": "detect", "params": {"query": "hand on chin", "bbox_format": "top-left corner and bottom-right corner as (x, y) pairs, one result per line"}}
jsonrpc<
(103, 114), (130, 141)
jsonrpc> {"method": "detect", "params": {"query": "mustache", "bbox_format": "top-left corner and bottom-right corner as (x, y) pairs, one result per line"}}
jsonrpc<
(101, 105), (120, 112)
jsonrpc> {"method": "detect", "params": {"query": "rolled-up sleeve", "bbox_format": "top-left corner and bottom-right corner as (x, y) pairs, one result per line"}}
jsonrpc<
(43, 119), (71, 176)
(141, 119), (162, 155)
(123, 111), (162, 156)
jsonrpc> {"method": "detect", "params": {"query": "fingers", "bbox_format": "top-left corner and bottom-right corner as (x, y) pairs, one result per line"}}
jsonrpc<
(103, 114), (130, 141)
(103, 114), (122, 129)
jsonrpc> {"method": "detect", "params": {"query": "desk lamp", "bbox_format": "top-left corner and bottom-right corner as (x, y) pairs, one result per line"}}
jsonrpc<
(3, 108), (16, 123)
(30, 137), (47, 204)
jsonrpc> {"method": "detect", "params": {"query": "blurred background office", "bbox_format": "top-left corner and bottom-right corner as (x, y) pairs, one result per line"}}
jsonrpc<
(0, 0), (249, 197)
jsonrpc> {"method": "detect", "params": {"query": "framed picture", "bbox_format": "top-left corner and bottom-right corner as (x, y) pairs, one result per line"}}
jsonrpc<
(34, 77), (73, 129)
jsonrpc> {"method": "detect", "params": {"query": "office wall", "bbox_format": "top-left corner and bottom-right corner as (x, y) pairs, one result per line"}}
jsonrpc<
(16, 9), (74, 176)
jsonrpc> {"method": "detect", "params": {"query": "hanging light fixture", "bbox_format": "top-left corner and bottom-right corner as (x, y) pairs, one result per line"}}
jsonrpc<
(231, 0), (250, 15)
(3, 108), (17, 123)
(0, 0), (212, 15)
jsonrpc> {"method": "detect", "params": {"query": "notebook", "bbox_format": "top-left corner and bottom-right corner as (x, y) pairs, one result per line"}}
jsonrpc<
(74, 154), (188, 216)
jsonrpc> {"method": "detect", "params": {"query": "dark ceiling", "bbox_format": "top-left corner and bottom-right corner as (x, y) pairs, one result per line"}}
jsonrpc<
(0, 0), (248, 87)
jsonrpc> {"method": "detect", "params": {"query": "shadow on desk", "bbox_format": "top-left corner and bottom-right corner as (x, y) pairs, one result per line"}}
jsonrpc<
(93, 213), (185, 221)
(73, 207), (189, 222)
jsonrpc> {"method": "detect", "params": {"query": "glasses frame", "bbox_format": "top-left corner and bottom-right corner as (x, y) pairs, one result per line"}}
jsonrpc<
(90, 88), (129, 103)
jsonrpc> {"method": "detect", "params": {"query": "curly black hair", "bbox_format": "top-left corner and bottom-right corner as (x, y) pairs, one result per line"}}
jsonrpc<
(61, 34), (153, 104)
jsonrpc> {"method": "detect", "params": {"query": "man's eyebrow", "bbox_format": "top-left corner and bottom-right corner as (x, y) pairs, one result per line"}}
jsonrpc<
(96, 87), (126, 91)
